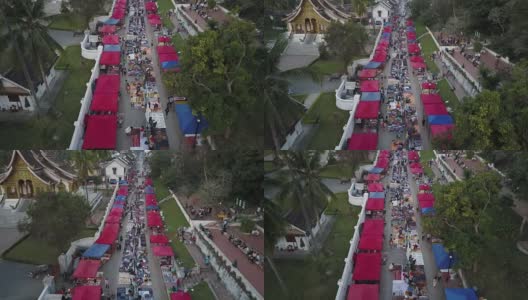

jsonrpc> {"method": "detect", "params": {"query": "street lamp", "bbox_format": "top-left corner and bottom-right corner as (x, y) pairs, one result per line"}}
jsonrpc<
(193, 113), (202, 149)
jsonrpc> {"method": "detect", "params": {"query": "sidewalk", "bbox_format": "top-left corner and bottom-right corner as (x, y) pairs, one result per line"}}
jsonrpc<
(434, 56), (469, 101)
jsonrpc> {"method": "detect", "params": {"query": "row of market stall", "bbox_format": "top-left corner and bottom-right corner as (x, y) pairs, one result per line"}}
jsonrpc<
(69, 183), (130, 300)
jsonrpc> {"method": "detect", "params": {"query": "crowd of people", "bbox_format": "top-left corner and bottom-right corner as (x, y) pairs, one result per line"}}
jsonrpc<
(226, 233), (263, 268)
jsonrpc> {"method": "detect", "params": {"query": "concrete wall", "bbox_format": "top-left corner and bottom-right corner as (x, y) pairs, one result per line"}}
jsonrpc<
(335, 79), (360, 111)
(174, 3), (203, 35)
(104, 162), (127, 182)
(80, 34), (100, 60)
(69, 46), (103, 150)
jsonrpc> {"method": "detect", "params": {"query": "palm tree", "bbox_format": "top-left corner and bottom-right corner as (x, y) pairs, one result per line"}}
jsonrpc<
(69, 151), (101, 203)
(353, 0), (370, 20)
(275, 151), (335, 234)
(264, 197), (288, 295)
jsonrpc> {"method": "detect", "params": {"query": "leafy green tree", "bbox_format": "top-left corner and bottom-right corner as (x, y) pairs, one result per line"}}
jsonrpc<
(207, 0), (217, 9)
(352, 0), (369, 18)
(323, 20), (368, 72)
(18, 192), (91, 250)
(69, 151), (104, 202)
(68, 0), (106, 24)
(264, 198), (288, 295)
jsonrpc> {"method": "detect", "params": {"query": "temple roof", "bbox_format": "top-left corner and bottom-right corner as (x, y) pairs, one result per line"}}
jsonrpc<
(285, 0), (353, 23)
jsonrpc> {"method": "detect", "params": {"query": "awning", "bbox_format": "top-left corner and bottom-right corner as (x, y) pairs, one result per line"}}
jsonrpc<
(112, 203), (124, 209)
(145, 178), (153, 185)
(347, 284), (379, 300)
(410, 56), (425, 63)
(419, 184), (431, 191)
(100, 51), (121, 65)
(407, 26), (416, 32)
(104, 18), (120, 25)
(433, 244), (457, 269)
(411, 167), (424, 174)
(423, 103), (449, 116)
(157, 45), (177, 54)
(149, 18), (162, 25)
(352, 253), (382, 281)
(366, 198), (385, 210)
(72, 286), (102, 300)
(358, 236), (383, 251)
(150, 234), (169, 244)
(90, 93), (118, 113)
(147, 214), (163, 227)
(358, 69), (378, 79)
(103, 44), (121, 52)
(347, 133), (378, 150)
(366, 173), (380, 181)
(428, 115), (454, 125)
(98, 25), (116, 34)
(375, 158), (389, 169)
(445, 288), (477, 300)
(175, 104), (208, 135)
(408, 150), (419, 161)
(422, 82), (437, 89)
(408, 44), (420, 54)
(161, 61), (180, 69)
(146, 205), (159, 210)
(73, 259), (101, 278)
(115, 195), (126, 201)
(421, 93), (444, 105)
(409, 162), (422, 169)
(118, 186), (128, 195)
(170, 291), (191, 300)
(364, 61), (382, 69)
(102, 35), (119, 45)
(82, 115), (117, 150)
(369, 167), (384, 174)
(431, 124), (454, 137)
(417, 193), (435, 202)
(145, 185), (155, 194)
(362, 219), (384, 237)
(159, 53), (179, 62)
(355, 101), (380, 119)
(411, 61), (426, 69)
(367, 183), (384, 192)
(95, 223), (120, 245)
(152, 245), (174, 257)
(360, 80), (379, 92)
(369, 191), (385, 199)
(95, 75), (120, 94)
(360, 92), (381, 101)
(371, 52), (386, 63)
(82, 244), (110, 258)
(419, 199), (434, 209)
(105, 215), (121, 224)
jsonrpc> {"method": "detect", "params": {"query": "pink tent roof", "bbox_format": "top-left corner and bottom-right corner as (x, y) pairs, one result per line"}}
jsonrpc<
(408, 150), (419, 161)
(407, 32), (417, 39)
(352, 253), (382, 281)
(358, 69), (378, 79)
(358, 236), (383, 251)
(145, 178), (153, 185)
(409, 162), (422, 169)
(96, 223), (120, 244)
(376, 158), (389, 169)
(108, 209), (123, 218)
(366, 173), (381, 181)
(383, 26), (392, 32)
(94, 75), (120, 94)
(421, 93), (444, 105)
(355, 101), (380, 119)
(99, 25), (116, 33)
(82, 115), (117, 150)
(158, 36), (171, 43)
(419, 199), (435, 208)
(362, 219), (384, 236)
(118, 186), (128, 195)
(411, 167), (424, 174)
(72, 286), (102, 300)
(419, 184), (431, 191)
(149, 18), (162, 25)
(105, 215), (121, 224)
(170, 292), (191, 300)
(157, 45), (177, 54)
(366, 198), (385, 211)
(158, 53), (179, 63)
(367, 183), (384, 192)
(408, 44), (421, 53)
(146, 198), (158, 206)
(379, 150), (390, 157)
(422, 82), (437, 89)
(360, 80), (379, 92)
(347, 284), (379, 300)
(145, 194), (156, 201)
(152, 245), (174, 257)
(431, 124), (454, 137)
(73, 259), (101, 279)
(90, 93), (118, 113)
(100, 51), (121, 65)
(423, 103), (449, 116)
(102, 35), (120, 45)
(150, 234), (169, 244)
(347, 133), (378, 150)
(371, 53), (386, 63)
(411, 61), (426, 69)
(410, 56), (425, 63)
(417, 193), (435, 202)
(148, 14), (161, 20)
(148, 214), (163, 227)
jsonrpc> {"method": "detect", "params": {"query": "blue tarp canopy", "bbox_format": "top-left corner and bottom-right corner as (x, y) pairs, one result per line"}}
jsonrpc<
(422, 207), (435, 214)
(114, 199), (125, 204)
(104, 44), (121, 52)
(369, 167), (384, 174)
(364, 61), (382, 69)
(104, 18), (120, 25)
(369, 191), (385, 198)
(145, 186), (155, 194)
(384, 22), (392, 26)
(115, 195), (126, 201)
(161, 60), (180, 69)
(119, 180), (128, 185)
(407, 26), (416, 32)
(428, 115), (453, 125)
(112, 203), (124, 209)
(361, 92), (381, 101)
(445, 288), (477, 300)
(432, 244), (457, 269)
(174, 104), (208, 135)
(146, 205), (159, 210)
(82, 243), (110, 258)
(381, 32), (391, 38)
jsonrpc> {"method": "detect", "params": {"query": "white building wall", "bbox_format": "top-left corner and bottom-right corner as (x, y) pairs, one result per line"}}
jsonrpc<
(371, 4), (390, 24)
(104, 161), (126, 182)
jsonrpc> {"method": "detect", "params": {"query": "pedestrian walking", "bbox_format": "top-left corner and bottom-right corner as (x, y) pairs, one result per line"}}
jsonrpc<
(165, 106), (170, 116)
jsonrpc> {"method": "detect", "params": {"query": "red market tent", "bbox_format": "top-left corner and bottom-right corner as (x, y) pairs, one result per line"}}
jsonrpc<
(419, 184), (431, 191)
(150, 234), (169, 244)
(360, 80), (379, 92)
(102, 35), (120, 45)
(347, 284), (379, 300)
(366, 198), (385, 211)
(94, 75), (120, 94)
(407, 32), (417, 39)
(411, 167), (424, 174)
(431, 124), (454, 138)
(73, 259), (101, 279)
(90, 93), (118, 113)
(371, 53), (386, 63)
(148, 18), (162, 25)
(410, 56), (425, 63)
(376, 158), (389, 169)
(423, 103), (449, 116)
(82, 115), (117, 150)
(418, 193), (435, 202)
(419, 199), (435, 209)
(96, 223), (120, 244)
(100, 52), (121, 65)
(158, 36), (171, 43)
(406, 20), (414, 26)
(170, 292), (191, 300)
(358, 69), (378, 79)
(352, 253), (382, 281)
(158, 53), (179, 62)
(358, 236), (383, 251)
(422, 82), (437, 89)
(72, 286), (102, 300)
(148, 214), (163, 227)
(421, 93), (444, 105)
(367, 183), (384, 192)
(408, 44), (421, 54)
(347, 133), (378, 150)
(108, 209), (123, 218)
(99, 25), (116, 34)
(152, 245), (174, 257)
(379, 150), (390, 158)
(112, 12), (125, 20)
(145, 194), (156, 201)
(366, 173), (381, 181)
(383, 26), (392, 32)
(118, 186), (128, 195)
(362, 219), (384, 236)
(157, 45), (177, 54)
(105, 215), (121, 224)
(355, 101), (380, 119)
(145, 2), (158, 11)
(145, 178), (153, 185)
(408, 151), (419, 161)
(409, 162), (422, 169)
(411, 61), (427, 69)
(146, 198), (158, 206)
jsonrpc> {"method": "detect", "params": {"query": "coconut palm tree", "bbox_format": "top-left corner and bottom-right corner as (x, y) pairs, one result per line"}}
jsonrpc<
(264, 198), (288, 295)
(353, 0), (370, 20)
(69, 151), (102, 203)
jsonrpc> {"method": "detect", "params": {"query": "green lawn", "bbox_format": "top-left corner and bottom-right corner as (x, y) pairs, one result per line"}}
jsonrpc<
(418, 34), (439, 74)
(189, 281), (215, 300)
(155, 179), (196, 269)
(47, 13), (87, 32)
(172, 34), (186, 51)
(157, 0), (175, 30)
(3, 228), (97, 265)
(308, 58), (344, 75)
(265, 195), (361, 300)
(0, 45), (94, 149)
(415, 22), (427, 37)
(419, 150), (435, 178)
(319, 164), (354, 179)
(291, 94), (307, 104)
(437, 79), (460, 110)
(303, 93), (349, 150)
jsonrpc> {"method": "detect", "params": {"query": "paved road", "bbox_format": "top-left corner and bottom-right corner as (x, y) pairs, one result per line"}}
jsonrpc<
(0, 260), (45, 300)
